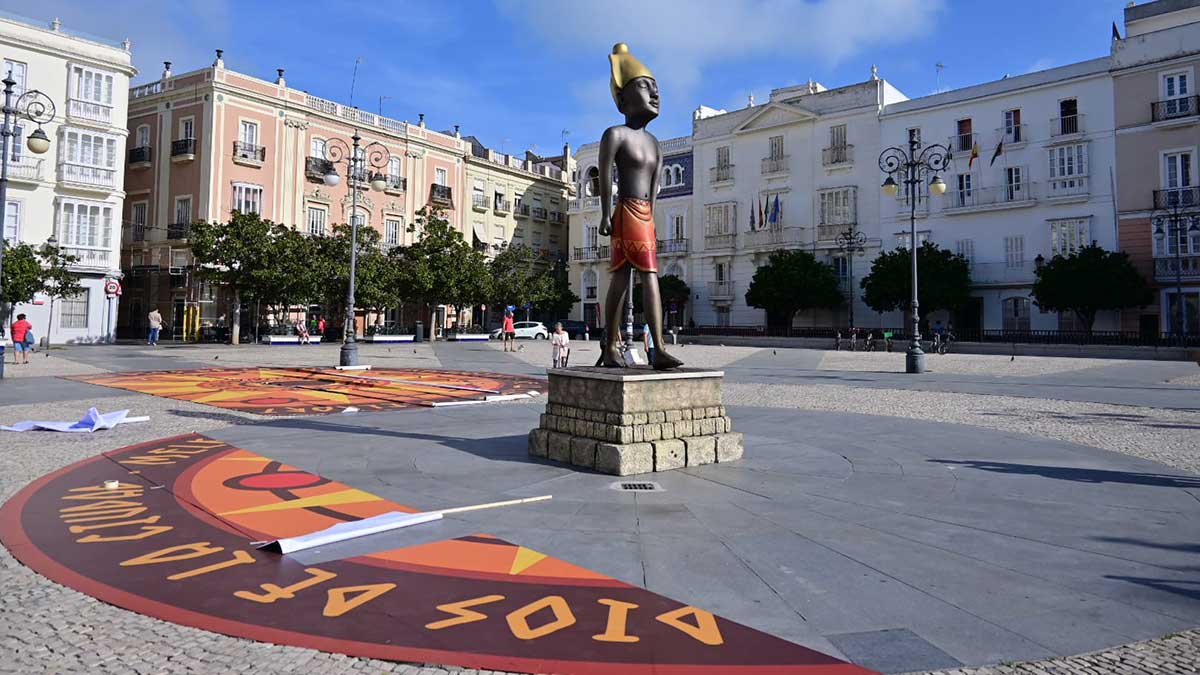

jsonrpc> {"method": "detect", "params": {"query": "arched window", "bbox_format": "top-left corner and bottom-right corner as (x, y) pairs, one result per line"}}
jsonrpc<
(673, 165), (683, 184)
(582, 269), (598, 300)
(586, 166), (600, 196)
(662, 167), (672, 186)
(1002, 297), (1030, 332)
(310, 137), (327, 159)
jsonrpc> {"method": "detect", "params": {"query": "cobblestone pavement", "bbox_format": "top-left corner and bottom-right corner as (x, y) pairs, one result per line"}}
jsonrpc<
(817, 350), (1129, 377)
(2, 345), (1198, 674)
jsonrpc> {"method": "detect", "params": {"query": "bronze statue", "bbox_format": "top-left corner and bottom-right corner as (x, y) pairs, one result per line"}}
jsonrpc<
(598, 43), (683, 370)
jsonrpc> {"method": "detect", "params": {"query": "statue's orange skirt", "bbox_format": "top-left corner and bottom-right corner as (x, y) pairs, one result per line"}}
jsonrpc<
(610, 197), (657, 273)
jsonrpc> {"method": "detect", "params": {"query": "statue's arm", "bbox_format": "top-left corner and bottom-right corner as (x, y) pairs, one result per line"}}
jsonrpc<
(650, 141), (662, 214)
(598, 127), (618, 236)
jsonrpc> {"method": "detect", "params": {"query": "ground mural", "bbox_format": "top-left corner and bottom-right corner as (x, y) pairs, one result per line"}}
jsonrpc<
(68, 367), (545, 416)
(0, 433), (876, 674)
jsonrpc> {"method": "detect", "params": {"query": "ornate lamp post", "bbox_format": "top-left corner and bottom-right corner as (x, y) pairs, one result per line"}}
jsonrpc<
(834, 225), (866, 329)
(0, 72), (55, 380)
(321, 130), (391, 367)
(879, 137), (950, 374)
(1152, 191), (1200, 347)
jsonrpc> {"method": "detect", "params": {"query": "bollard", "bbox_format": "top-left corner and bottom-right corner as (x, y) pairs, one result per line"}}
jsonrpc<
(414, 321), (424, 343)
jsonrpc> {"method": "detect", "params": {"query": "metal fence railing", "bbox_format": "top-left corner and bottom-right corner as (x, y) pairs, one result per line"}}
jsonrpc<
(680, 325), (1200, 347)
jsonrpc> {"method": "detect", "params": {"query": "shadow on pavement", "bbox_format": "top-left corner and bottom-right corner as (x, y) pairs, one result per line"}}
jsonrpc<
(930, 459), (1200, 489)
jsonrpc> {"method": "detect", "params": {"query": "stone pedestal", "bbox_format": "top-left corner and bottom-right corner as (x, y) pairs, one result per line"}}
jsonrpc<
(528, 367), (743, 475)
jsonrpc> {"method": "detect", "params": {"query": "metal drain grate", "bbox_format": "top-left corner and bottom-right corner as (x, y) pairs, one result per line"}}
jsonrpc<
(612, 481), (663, 492)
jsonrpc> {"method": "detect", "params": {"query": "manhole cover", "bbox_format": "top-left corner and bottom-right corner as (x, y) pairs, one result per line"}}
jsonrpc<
(612, 481), (662, 492)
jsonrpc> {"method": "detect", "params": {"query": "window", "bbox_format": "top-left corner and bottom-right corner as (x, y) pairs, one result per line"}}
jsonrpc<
(758, 191), (785, 228)
(388, 157), (401, 179)
(385, 217), (402, 246)
(59, 291), (89, 329)
(585, 223), (597, 248)
(1162, 71), (1193, 117)
(1154, 215), (1200, 257)
(1050, 218), (1090, 257)
(662, 167), (673, 186)
(435, 167), (448, 186)
(955, 174), (973, 207)
(350, 209), (368, 229)
(63, 129), (118, 168)
(1164, 151), (1193, 190)
(1164, 71), (1190, 99)
(59, 200), (113, 249)
(715, 261), (727, 282)
(1005, 166), (1025, 201)
(532, 231), (543, 247)
(4, 60), (26, 97)
(180, 117), (194, 141)
(4, 199), (20, 242)
(1049, 144), (1088, 189)
(831, 256), (848, 279)
(136, 125), (150, 148)
(1004, 235), (1025, 268)
(907, 127), (922, 148)
(1058, 99), (1079, 134)
(1002, 297), (1031, 332)
(8, 123), (21, 162)
(310, 137), (327, 159)
(673, 165), (683, 185)
(955, 239), (975, 265)
(472, 184), (485, 208)
(130, 202), (147, 241)
(769, 135), (784, 160)
(716, 146), (730, 168)
(818, 187), (856, 226)
(704, 202), (736, 234)
(239, 120), (258, 147)
(955, 118), (973, 152)
(670, 214), (684, 240)
(174, 196), (192, 225)
(71, 65), (113, 105)
(1003, 109), (1022, 143)
(716, 306), (731, 327)
(232, 183), (263, 214)
(582, 269), (598, 300)
(829, 125), (846, 149)
(307, 207), (327, 236)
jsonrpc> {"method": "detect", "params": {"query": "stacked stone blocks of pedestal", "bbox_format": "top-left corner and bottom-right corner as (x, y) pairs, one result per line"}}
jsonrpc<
(528, 368), (744, 475)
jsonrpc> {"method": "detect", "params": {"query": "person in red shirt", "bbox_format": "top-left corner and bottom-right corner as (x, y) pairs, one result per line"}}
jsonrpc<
(10, 313), (33, 365)
(502, 311), (516, 352)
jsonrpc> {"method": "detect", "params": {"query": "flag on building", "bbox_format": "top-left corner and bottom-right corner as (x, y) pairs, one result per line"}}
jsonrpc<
(770, 194), (780, 226)
(989, 139), (1004, 167)
(759, 196), (765, 230)
(749, 202), (756, 230)
(967, 142), (980, 169)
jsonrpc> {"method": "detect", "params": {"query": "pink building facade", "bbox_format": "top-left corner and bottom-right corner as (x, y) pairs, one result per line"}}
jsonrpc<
(118, 53), (466, 340)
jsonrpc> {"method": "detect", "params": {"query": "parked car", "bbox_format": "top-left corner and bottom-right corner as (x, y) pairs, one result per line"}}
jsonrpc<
(489, 321), (549, 340)
(555, 320), (590, 339)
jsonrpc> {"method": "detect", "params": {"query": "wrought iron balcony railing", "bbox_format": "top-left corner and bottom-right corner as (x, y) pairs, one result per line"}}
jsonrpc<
(1151, 95), (1199, 123)
(707, 281), (735, 299)
(128, 146), (152, 166)
(761, 156), (789, 173)
(305, 156), (333, 181)
(233, 141), (266, 164)
(168, 222), (191, 240)
(657, 238), (689, 255)
(171, 138), (196, 158)
(430, 184), (453, 205)
(1154, 254), (1200, 281)
(1154, 187), (1200, 209)
(1050, 113), (1084, 137)
(709, 165), (734, 184)
(822, 144), (853, 166)
(572, 245), (609, 262)
(384, 175), (406, 192)
(532, 207), (548, 221)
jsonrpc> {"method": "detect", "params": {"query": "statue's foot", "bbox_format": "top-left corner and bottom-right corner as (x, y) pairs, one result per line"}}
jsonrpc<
(652, 349), (684, 371)
(600, 344), (625, 368)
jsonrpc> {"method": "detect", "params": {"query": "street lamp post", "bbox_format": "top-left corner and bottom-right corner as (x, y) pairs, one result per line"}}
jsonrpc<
(834, 225), (866, 329)
(879, 137), (951, 374)
(321, 130), (391, 367)
(0, 72), (55, 380)
(1152, 191), (1200, 347)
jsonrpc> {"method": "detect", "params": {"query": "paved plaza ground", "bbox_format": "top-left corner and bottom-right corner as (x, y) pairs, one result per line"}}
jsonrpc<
(1, 339), (1199, 674)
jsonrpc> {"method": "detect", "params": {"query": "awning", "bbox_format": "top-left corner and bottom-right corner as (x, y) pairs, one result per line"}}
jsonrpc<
(471, 221), (489, 247)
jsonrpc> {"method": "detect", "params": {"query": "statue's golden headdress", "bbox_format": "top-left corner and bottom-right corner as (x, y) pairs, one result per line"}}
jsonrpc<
(609, 43), (654, 107)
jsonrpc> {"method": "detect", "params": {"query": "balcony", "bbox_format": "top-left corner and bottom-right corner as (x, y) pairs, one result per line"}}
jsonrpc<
(762, 155), (789, 174)
(704, 232), (736, 250)
(894, 194), (929, 217)
(494, 199), (511, 214)
(167, 222), (191, 240)
(657, 238), (689, 256)
(384, 175), (406, 194)
(128, 146), (153, 169)
(1155, 254), (1200, 281)
(950, 132), (977, 155)
(821, 144), (854, 166)
(944, 182), (1035, 213)
(171, 138), (196, 162)
(1045, 176), (1090, 201)
(67, 98), (112, 125)
(709, 165), (735, 185)
(6, 157), (43, 182)
(969, 261), (1038, 287)
(1151, 95), (1199, 124)
(514, 202), (530, 218)
(63, 246), (113, 270)
(708, 281), (735, 300)
(59, 162), (116, 190)
(532, 206), (548, 221)
(1154, 187), (1200, 209)
(550, 211), (564, 225)
(745, 226), (804, 250)
(130, 224), (145, 242)
(996, 124), (1029, 146)
(430, 184), (453, 206)
(567, 198), (582, 213)
(573, 245), (609, 262)
(305, 156), (333, 182)
(472, 194), (490, 212)
(817, 222), (855, 241)
(232, 141), (265, 167)
(1049, 114), (1085, 138)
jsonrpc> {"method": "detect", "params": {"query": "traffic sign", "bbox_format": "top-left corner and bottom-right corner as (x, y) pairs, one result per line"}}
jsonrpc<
(104, 279), (122, 296)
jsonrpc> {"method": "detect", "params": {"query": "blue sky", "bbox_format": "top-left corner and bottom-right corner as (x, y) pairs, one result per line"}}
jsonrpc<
(8, 0), (1131, 154)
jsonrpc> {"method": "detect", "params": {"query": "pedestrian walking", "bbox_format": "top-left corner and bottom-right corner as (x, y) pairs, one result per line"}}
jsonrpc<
(147, 308), (163, 346)
(295, 319), (311, 345)
(551, 322), (571, 368)
(317, 316), (326, 335)
(849, 328), (857, 352)
(9, 313), (33, 365)
(834, 330), (843, 351)
(502, 311), (516, 352)
(642, 321), (655, 363)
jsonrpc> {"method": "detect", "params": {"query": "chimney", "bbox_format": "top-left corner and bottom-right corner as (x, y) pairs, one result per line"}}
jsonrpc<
(122, 38), (131, 52)
(276, 68), (286, 86)
(162, 61), (172, 80)
(418, 113), (425, 128)
(50, 17), (61, 32)
(747, 93), (755, 107)
(562, 142), (570, 158)
(453, 124), (460, 139)
(214, 49), (224, 68)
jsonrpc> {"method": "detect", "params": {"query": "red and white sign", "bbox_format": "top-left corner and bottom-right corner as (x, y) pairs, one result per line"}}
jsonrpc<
(104, 279), (122, 296)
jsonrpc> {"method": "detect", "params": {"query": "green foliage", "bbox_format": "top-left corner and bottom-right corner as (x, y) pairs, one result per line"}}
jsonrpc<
(488, 244), (546, 309)
(535, 261), (580, 318)
(632, 274), (690, 318)
(1, 242), (45, 308)
(1031, 243), (1151, 332)
(39, 243), (84, 303)
(744, 250), (844, 327)
(314, 223), (400, 319)
(860, 242), (972, 319)
(389, 207), (490, 312)
(190, 212), (277, 301)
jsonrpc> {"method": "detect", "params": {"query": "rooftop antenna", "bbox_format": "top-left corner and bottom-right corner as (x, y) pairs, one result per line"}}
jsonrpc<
(378, 95), (392, 117)
(935, 62), (945, 93)
(561, 128), (570, 145)
(349, 56), (363, 108)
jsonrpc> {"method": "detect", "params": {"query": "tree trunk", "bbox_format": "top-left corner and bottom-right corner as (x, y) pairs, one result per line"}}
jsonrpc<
(1079, 309), (1096, 335)
(230, 288), (241, 345)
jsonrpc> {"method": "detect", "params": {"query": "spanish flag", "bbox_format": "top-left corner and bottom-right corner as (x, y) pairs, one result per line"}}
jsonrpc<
(967, 142), (980, 169)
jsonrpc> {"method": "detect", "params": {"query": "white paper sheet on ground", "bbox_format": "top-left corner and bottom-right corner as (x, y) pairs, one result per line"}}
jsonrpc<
(1, 408), (150, 433)
(255, 510), (444, 554)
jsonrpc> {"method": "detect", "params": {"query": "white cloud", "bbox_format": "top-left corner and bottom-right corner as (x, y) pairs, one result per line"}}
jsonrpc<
(1025, 57), (1056, 74)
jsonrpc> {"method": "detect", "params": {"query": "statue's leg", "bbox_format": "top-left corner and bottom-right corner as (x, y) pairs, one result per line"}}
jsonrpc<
(600, 266), (630, 367)
(641, 271), (683, 370)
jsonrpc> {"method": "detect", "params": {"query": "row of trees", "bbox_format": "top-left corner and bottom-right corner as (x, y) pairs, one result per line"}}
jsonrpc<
(190, 207), (578, 344)
(744, 242), (1152, 333)
(1, 242), (84, 345)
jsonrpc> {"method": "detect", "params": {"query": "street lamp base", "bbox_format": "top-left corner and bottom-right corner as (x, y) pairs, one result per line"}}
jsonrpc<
(905, 344), (925, 374)
(339, 342), (359, 367)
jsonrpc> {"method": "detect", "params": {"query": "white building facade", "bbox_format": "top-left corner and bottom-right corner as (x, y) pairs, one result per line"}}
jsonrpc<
(1, 14), (134, 343)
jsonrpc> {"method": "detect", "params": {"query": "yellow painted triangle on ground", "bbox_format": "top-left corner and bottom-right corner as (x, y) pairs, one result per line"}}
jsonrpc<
(508, 546), (547, 575)
(219, 488), (381, 515)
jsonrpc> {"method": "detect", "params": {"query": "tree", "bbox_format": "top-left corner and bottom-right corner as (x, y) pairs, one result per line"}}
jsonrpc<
(255, 223), (320, 323)
(1, 243), (44, 328)
(632, 274), (690, 324)
(860, 242), (972, 324)
(390, 207), (490, 333)
(745, 250), (844, 328)
(534, 259), (580, 320)
(1031, 243), (1151, 333)
(312, 224), (400, 337)
(488, 244), (547, 311)
(39, 242), (84, 348)
(191, 211), (278, 344)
